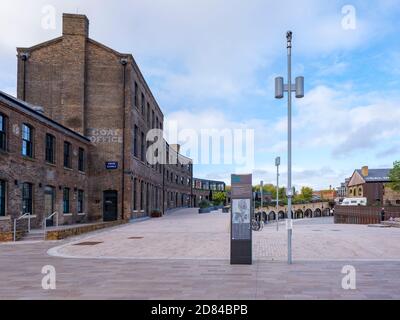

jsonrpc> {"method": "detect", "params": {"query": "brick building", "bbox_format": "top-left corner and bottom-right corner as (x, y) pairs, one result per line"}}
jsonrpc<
(1, 13), (196, 238)
(347, 166), (400, 206)
(0, 91), (90, 234)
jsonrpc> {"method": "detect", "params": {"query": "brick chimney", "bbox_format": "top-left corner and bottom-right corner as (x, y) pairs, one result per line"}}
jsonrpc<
(62, 13), (89, 37)
(361, 166), (369, 177)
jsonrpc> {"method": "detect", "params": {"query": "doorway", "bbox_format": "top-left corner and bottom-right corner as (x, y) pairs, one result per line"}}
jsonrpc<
(103, 190), (118, 221)
(44, 186), (55, 227)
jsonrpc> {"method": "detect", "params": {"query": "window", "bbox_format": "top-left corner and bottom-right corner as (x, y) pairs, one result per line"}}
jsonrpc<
(152, 110), (155, 128)
(134, 82), (138, 107)
(133, 178), (137, 210)
(63, 187), (70, 213)
(64, 142), (71, 168)
(22, 182), (33, 215)
(77, 190), (84, 213)
(147, 103), (150, 127)
(141, 132), (145, 162)
(156, 116), (159, 129)
(78, 148), (85, 172)
(22, 124), (33, 157)
(134, 125), (138, 157)
(140, 181), (144, 210)
(0, 114), (6, 151)
(141, 93), (145, 115)
(0, 180), (5, 216)
(45, 134), (55, 164)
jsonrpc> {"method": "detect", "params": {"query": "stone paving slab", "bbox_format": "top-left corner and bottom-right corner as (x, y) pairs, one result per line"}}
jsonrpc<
(47, 208), (400, 261)
(1, 241), (400, 299)
(1, 208), (400, 299)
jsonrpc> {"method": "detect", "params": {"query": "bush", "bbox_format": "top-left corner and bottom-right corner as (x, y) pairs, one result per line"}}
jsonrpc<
(199, 200), (211, 209)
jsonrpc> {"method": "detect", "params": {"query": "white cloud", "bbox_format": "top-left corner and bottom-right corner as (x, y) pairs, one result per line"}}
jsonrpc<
(274, 85), (400, 156)
(0, 0), (391, 102)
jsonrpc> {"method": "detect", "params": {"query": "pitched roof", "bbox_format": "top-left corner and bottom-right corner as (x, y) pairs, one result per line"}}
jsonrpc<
(355, 168), (391, 182)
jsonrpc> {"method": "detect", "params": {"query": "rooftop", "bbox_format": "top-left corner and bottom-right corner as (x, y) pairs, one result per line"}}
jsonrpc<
(356, 168), (391, 182)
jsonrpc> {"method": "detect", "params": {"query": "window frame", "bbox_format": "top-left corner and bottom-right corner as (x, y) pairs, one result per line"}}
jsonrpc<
(134, 125), (138, 157)
(45, 133), (56, 164)
(21, 123), (33, 158)
(141, 92), (145, 115)
(140, 131), (145, 162)
(0, 180), (6, 217)
(134, 82), (138, 107)
(78, 147), (85, 172)
(133, 178), (137, 211)
(77, 189), (84, 213)
(0, 113), (7, 151)
(22, 182), (33, 215)
(63, 141), (72, 168)
(63, 187), (70, 214)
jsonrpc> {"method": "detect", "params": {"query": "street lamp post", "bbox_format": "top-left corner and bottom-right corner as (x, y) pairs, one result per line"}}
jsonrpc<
(275, 156), (280, 231)
(260, 180), (263, 211)
(275, 31), (304, 265)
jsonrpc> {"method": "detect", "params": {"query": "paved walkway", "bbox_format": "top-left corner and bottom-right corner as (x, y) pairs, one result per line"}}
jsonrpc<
(1, 208), (400, 299)
(48, 208), (400, 261)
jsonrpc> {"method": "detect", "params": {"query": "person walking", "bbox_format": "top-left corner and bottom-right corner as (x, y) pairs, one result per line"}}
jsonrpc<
(380, 207), (385, 222)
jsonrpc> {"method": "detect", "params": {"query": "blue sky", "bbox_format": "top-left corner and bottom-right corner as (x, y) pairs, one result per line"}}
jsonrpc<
(1, 0), (400, 189)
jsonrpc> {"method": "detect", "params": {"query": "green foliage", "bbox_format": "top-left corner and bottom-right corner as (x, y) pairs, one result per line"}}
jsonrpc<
(293, 186), (313, 203)
(212, 192), (226, 206)
(301, 186), (313, 201)
(199, 199), (211, 209)
(254, 184), (286, 201)
(388, 161), (400, 192)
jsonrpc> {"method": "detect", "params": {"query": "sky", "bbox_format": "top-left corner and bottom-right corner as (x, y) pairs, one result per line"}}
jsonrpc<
(1, 0), (400, 190)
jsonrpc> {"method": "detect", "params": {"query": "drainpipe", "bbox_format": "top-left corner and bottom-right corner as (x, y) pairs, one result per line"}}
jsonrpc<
(20, 52), (30, 100)
(120, 57), (128, 220)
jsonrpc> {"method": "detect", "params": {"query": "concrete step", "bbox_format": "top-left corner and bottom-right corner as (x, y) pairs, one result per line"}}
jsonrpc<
(20, 232), (45, 241)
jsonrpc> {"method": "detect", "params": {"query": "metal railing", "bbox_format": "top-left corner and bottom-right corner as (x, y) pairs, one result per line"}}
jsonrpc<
(13, 212), (31, 242)
(43, 211), (59, 240)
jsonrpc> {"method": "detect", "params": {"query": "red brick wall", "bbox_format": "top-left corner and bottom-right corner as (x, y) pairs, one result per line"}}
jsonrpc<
(0, 100), (90, 232)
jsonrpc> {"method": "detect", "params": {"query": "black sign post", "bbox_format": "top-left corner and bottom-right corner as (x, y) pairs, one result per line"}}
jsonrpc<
(230, 174), (252, 265)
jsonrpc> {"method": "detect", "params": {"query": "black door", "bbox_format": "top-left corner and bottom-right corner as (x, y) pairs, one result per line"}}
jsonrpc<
(103, 190), (118, 221)
(44, 186), (55, 227)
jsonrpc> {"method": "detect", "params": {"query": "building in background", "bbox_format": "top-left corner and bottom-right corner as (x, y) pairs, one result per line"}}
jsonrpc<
(347, 166), (400, 206)
(192, 178), (226, 206)
(336, 178), (350, 199)
(312, 188), (337, 201)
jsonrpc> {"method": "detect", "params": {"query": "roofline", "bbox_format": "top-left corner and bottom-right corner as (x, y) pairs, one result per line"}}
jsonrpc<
(17, 36), (63, 53)
(193, 178), (226, 185)
(0, 91), (91, 143)
(87, 38), (164, 117)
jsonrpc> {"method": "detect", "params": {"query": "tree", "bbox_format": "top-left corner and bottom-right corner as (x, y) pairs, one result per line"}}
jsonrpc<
(300, 186), (313, 202)
(388, 161), (400, 192)
(212, 191), (226, 205)
(293, 186), (313, 203)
